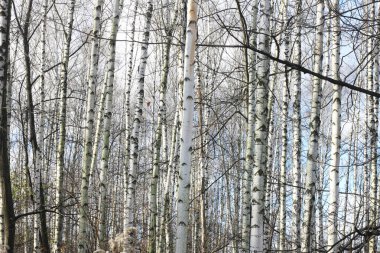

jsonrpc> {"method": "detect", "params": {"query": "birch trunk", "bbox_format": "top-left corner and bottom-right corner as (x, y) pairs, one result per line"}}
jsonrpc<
(264, 64), (275, 251)
(97, 0), (123, 249)
(278, 0), (289, 250)
(158, 51), (184, 253)
(0, 0), (14, 250)
(364, 92), (370, 252)
(195, 54), (209, 253)
(240, 24), (251, 253)
(53, 0), (76, 251)
(38, 0), (48, 228)
(301, 0), (325, 251)
(89, 75), (107, 187)
(122, 1), (137, 252)
(20, 0), (50, 250)
(317, 160), (325, 248)
(291, 0), (302, 251)
(250, 0), (271, 250)
(37, 4), (48, 246)
(352, 103), (359, 234)
(124, 1), (153, 251)
(175, 0), (197, 251)
(148, 16), (176, 253)
(368, 1), (378, 252)
(327, 0), (341, 251)
(148, 4), (180, 252)
(343, 120), (355, 240)
(240, 0), (258, 250)
(78, 0), (105, 250)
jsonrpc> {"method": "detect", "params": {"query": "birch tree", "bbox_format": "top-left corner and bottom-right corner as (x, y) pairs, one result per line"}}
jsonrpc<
(18, 0), (50, 250)
(291, 0), (302, 251)
(250, 0), (271, 250)
(301, 0), (325, 251)
(124, 1), (153, 251)
(278, 0), (289, 250)
(122, 2), (137, 252)
(368, 1), (379, 251)
(53, 0), (76, 251)
(327, 0), (341, 251)
(78, 0), (105, 250)
(148, 1), (179, 251)
(97, 0), (123, 249)
(175, 0), (197, 252)
(0, 0), (14, 251)
(240, 0), (257, 250)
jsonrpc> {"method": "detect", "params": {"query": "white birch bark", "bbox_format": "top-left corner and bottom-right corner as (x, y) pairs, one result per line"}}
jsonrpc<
(241, 0), (258, 250)
(148, 3), (180, 251)
(327, 0), (341, 251)
(159, 51), (184, 253)
(53, 0), (76, 251)
(34, 0), (49, 252)
(367, 1), (379, 252)
(38, 0), (48, 213)
(148, 19), (175, 253)
(352, 103), (359, 234)
(317, 159), (325, 248)
(53, 0), (75, 252)
(195, 53), (209, 253)
(97, 0), (123, 250)
(250, 0), (271, 250)
(88, 71), (109, 191)
(0, 0), (11, 240)
(362, 7), (375, 250)
(301, 0), (325, 251)
(0, 0), (10, 244)
(364, 92), (370, 247)
(175, 0), (197, 251)
(291, 0), (302, 251)
(89, 75), (107, 187)
(278, 0), (289, 250)
(78, 0), (105, 250)
(343, 121), (355, 241)
(264, 65), (275, 251)
(122, 2), (137, 252)
(124, 1), (153, 251)
(241, 0), (258, 249)
(20, 0), (49, 250)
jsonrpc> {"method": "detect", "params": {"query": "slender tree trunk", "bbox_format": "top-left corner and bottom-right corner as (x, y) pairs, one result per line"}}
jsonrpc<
(20, 0), (50, 251)
(250, 0), (271, 250)
(301, 0), (325, 251)
(352, 99), (359, 235)
(278, 0), (289, 250)
(195, 54), (208, 253)
(124, 1), (153, 251)
(238, 0), (257, 249)
(38, 0), (48, 219)
(147, 7), (178, 249)
(0, 0), (14, 251)
(97, 0), (123, 249)
(327, 0), (341, 251)
(122, 2), (137, 253)
(368, 1), (378, 252)
(175, 0), (197, 252)
(38, 1), (48, 241)
(317, 158), (325, 248)
(158, 53), (183, 253)
(53, 0), (76, 251)
(78, 0), (105, 250)
(291, 0), (302, 251)
(89, 75), (107, 187)
(343, 119), (355, 241)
